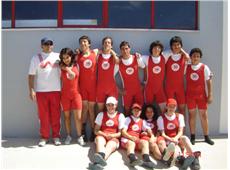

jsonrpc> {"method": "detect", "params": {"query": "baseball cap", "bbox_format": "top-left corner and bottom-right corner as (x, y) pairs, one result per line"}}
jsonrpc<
(106, 96), (117, 105)
(132, 103), (142, 110)
(41, 37), (53, 45)
(167, 98), (177, 106)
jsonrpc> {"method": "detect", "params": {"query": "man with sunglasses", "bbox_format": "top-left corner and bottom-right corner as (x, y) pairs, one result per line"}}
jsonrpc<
(28, 37), (61, 147)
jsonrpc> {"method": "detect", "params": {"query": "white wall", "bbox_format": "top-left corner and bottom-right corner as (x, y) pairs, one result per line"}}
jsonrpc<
(2, 1), (227, 138)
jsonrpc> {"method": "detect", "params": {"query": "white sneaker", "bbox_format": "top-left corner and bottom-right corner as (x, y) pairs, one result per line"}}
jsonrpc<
(64, 135), (72, 145)
(77, 135), (86, 146)
(53, 138), (61, 146)
(38, 139), (47, 147)
(163, 143), (175, 161)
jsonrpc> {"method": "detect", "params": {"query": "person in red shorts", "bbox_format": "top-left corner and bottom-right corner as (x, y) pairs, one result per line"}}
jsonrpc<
(89, 96), (125, 170)
(28, 37), (61, 147)
(186, 48), (214, 145)
(119, 41), (145, 115)
(97, 37), (120, 112)
(157, 98), (201, 169)
(76, 35), (99, 142)
(140, 104), (162, 160)
(165, 36), (190, 117)
(142, 41), (167, 113)
(59, 48), (85, 146)
(121, 103), (155, 169)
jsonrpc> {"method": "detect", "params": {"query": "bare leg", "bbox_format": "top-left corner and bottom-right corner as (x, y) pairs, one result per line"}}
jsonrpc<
(73, 109), (82, 136)
(88, 102), (96, 129)
(149, 141), (162, 160)
(82, 100), (89, 124)
(95, 136), (106, 153)
(97, 102), (105, 113)
(159, 102), (166, 114)
(198, 109), (209, 135)
(179, 136), (193, 155)
(189, 109), (197, 135)
(139, 139), (149, 155)
(64, 111), (71, 135)
(104, 140), (117, 160)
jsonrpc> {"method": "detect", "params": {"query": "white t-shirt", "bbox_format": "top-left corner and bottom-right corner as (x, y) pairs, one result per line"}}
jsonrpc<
(95, 112), (125, 130)
(157, 113), (185, 131)
(123, 115), (150, 131)
(142, 55), (163, 66)
(162, 50), (183, 63)
(121, 55), (145, 69)
(28, 51), (61, 92)
(186, 63), (212, 81)
(101, 53), (119, 76)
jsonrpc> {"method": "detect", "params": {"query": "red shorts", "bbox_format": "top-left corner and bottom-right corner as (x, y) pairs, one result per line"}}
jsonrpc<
(165, 87), (185, 105)
(120, 137), (142, 150)
(79, 84), (96, 102)
(187, 96), (207, 110)
(122, 89), (143, 109)
(61, 93), (82, 111)
(95, 135), (120, 148)
(144, 86), (166, 104)
(96, 84), (118, 103)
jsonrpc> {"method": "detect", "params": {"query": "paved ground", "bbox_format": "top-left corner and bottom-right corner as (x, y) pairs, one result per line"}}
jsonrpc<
(1, 136), (228, 170)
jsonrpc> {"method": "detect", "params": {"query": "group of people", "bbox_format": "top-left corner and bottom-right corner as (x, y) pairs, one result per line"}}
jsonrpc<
(28, 35), (214, 170)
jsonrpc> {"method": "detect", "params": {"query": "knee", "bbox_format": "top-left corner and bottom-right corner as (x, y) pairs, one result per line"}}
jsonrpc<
(180, 135), (189, 143)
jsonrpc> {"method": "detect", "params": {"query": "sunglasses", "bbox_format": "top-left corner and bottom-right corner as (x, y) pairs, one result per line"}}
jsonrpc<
(43, 42), (53, 46)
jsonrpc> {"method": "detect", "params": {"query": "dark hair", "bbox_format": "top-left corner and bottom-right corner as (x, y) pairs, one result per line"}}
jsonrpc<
(120, 41), (130, 49)
(170, 36), (183, 48)
(79, 35), (91, 45)
(141, 104), (159, 121)
(149, 40), (164, 55)
(102, 36), (113, 46)
(59, 48), (76, 67)
(189, 48), (203, 58)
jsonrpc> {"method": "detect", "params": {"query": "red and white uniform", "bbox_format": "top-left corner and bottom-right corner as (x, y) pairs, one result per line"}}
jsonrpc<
(96, 54), (119, 103)
(121, 116), (150, 148)
(165, 54), (186, 105)
(140, 119), (158, 141)
(95, 111), (125, 146)
(61, 66), (82, 111)
(186, 63), (212, 110)
(157, 113), (185, 138)
(143, 55), (166, 104)
(76, 50), (97, 102)
(119, 55), (145, 108)
(28, 52), (61, 139)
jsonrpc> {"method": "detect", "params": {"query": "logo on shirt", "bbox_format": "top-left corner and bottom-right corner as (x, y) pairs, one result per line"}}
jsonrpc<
(152, 66), (161, 74)
(106, 119), (114, 127)
(147, 122), (154, 129)
(102, 61), (110, 70)
(126, 67), (134, 75)
(83, 59), (93, 69)
(132, 124), (140, 131)
(167, 123), (176, 130)
(171, 63), (180, 72)
(190, 73), (199, 81)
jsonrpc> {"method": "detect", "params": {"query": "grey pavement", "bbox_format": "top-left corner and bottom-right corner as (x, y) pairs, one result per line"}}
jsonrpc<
(1, 136), (228, 170)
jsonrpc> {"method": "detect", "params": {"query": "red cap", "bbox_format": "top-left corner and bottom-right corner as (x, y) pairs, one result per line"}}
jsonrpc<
(167, 98), (177, 106)
(132, 103), (142, 110)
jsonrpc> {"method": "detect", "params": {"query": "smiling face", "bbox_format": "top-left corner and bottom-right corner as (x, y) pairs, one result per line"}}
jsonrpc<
(41, 41), (53, 53)
(62, 54), (72, 66)
(166, 104), (177, 115)
(171, 42), (182, 54)
(103, 38), (112, 53)
(79, 39), (90, 52)
(106, 103), (117, 114)
(120, 45), (131, 59)
(145, 107), (154, 120)
(132, 108), (141, 118)
(191, 52), (201, 65)
(152, 45), (162, 57)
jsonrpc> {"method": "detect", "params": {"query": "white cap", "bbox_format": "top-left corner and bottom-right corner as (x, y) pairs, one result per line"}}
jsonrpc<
(106, 96), (117, 105)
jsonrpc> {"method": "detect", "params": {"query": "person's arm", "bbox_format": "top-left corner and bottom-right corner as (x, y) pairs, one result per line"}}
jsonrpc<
(180, 48), (190, 62)
(28, 75), (36, 101)
(172, 127), (183, 143)
(121, 128), (138, 142)
(94, 124), (108, 137)
(107, 130), (121, 139)
(65, 67), (76, 80)
(110, 49), (120, 64)
(207, 78), (213, 104)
